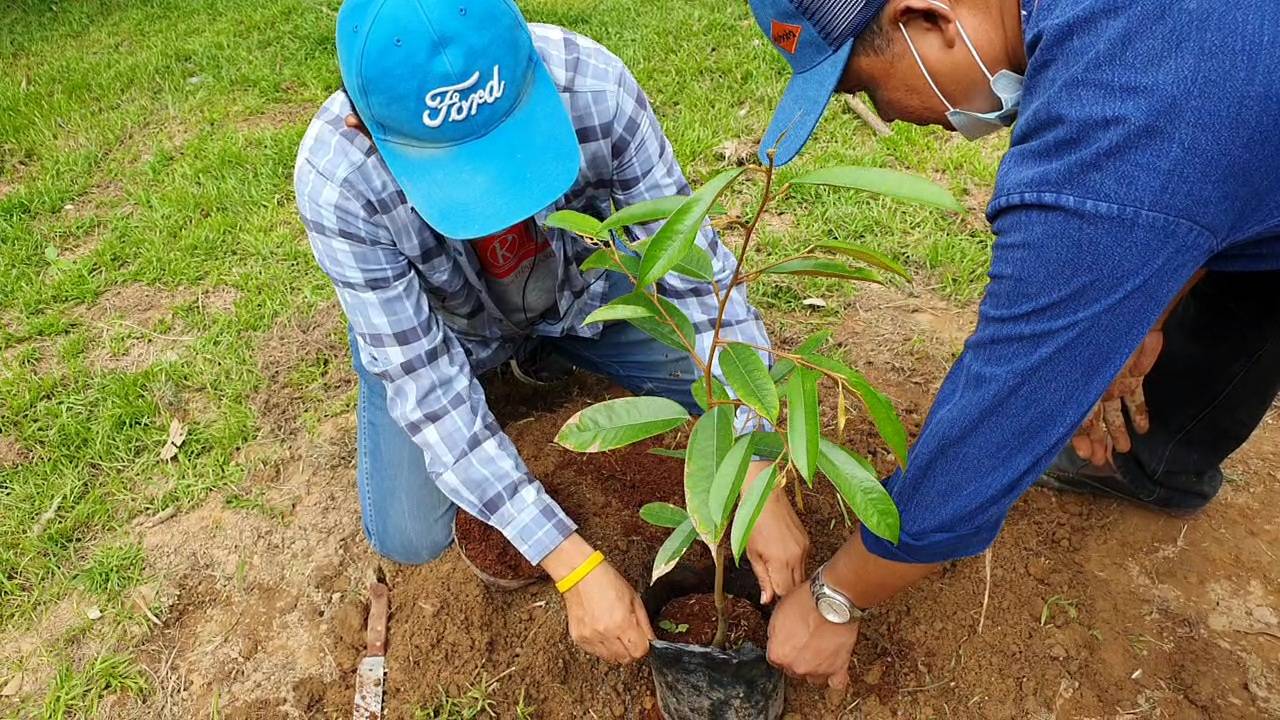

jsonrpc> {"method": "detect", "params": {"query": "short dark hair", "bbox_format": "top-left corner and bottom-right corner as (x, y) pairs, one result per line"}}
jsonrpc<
(853, 9), (894, 57)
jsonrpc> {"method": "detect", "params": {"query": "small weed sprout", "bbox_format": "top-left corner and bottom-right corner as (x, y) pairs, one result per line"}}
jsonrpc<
(550, 153), (961, 647)
(657, 619), (690, 634)
(1040, 595), (1080, 626)
(514, 689), (536, 720)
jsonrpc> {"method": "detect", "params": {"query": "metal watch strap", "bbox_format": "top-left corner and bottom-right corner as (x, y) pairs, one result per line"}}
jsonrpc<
(811, 563), (868, 624)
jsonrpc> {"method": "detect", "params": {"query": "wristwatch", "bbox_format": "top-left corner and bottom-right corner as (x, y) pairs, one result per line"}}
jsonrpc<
(810, 563), (868, 625)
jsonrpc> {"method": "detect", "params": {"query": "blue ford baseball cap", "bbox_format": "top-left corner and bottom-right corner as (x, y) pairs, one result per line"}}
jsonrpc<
(747, 0), (888, 166)
(336, 0), (580, 239)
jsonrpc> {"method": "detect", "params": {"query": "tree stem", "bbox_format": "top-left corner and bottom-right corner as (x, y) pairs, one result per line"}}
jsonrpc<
(705, 155), (778, 410)
(792, 475), (805, 512)
(712, 542), (729, 650)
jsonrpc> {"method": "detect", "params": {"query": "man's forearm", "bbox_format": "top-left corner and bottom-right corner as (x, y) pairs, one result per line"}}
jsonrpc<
(825, 530), (941, 609)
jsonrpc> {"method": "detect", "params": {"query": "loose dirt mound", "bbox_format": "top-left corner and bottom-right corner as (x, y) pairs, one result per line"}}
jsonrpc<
(122, 415), (374, 720)
(110, 287), (1279, 719)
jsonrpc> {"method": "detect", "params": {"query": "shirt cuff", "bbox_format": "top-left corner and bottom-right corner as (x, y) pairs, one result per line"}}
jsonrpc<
(860, 521), (999, 564)
(487, 478), (579, 566)
(734, 404), (772, 436)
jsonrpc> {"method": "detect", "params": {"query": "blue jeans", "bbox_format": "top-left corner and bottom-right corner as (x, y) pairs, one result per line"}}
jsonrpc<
(350, 273), (698, 565)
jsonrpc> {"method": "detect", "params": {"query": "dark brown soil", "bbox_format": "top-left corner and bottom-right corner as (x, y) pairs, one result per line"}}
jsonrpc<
(656, 593), (768, 649)
(103, 285), (1280, 720)
(373, 292), (1280, 719)
(454, 511), (545, 582)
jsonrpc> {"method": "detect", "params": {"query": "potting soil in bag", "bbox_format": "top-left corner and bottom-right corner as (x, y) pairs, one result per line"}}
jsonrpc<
(643, 562), (785, 720)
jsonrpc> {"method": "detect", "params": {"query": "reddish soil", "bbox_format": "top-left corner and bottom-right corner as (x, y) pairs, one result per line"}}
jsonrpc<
(454, 511), (545, 582)
(79, 284), (1280, 720)
(656, 593), (768, 650)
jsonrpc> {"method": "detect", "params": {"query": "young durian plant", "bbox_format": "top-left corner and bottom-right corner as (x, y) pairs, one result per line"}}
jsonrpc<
(547, 155), (962, 649)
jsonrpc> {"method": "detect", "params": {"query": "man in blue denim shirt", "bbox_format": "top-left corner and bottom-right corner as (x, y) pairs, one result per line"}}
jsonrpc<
(746, 0), (1280, 687)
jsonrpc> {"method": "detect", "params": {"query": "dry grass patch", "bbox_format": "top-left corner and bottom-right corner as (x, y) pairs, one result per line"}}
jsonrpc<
(0, 435), (31, 469)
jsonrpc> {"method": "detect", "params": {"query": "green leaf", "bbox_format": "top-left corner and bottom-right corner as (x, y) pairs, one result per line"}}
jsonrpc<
(602, 197), (728, 234)
(44, 245), (60, 263)
(602, 196), (686, 232)
(690, 375), (731, 413)
(789, 166), (964, 212)
(640, 502), (689, 529)
(627, 293), (697, 353)
(770, 330), (832, 383)
(581, 293), (658, 326)
(652, 518), (697, 583)
(816, 240), (911, 281)
(718, 343), (779, 423)
(657, 619), (689, 634)
(787, 368), (820, 485)
(804, 353), (909, 468)
(748, 431), (785, 460)
(765, 258), (884, 283)
(634, 239), (714, 282)
(635, 239), (715, 282)
(730, 463), (777, 563)
(637, 168), (744, 287)
(648, 447), (687, 460)
(684, 406), (734, 543)
(672, 245), (715, 282)
(580, 247), (640, 275)
(818, 439), (900, 544)
(708, 434), (755, 541)
(544, 209), (604, 238)
(555, 396), (690, 453)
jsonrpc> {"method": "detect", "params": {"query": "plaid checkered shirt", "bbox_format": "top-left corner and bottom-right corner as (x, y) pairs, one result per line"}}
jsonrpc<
(294, 24), (771, 564)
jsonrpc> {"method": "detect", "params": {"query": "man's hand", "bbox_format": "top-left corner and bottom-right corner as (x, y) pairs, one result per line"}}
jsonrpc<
(745, 462), (810, 603)
(1072, 329), (1163, 465)
(766, 583), (859, 689)
(542, 534), (654, 664)
(1072, 270), (1203, 466)
(768, 529), (940, 687)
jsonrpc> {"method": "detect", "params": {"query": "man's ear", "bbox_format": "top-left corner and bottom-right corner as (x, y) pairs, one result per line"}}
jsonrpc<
(344, 112), (373, 141)
(886, 0), (961, 50)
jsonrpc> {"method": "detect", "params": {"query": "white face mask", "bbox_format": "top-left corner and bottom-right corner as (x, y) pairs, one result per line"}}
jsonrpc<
(899, 1), (1024, 140)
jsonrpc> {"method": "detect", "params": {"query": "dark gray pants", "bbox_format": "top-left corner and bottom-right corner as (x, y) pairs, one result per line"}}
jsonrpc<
(1104, 270), (1280, 510)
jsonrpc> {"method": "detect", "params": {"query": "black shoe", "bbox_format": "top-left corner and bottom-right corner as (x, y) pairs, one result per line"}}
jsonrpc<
(1037, 447), (1206, 518)
(507, 340), (575, 386)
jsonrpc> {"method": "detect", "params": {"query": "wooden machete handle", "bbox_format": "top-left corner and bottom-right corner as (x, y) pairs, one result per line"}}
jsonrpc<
(366, 582), (389, 656)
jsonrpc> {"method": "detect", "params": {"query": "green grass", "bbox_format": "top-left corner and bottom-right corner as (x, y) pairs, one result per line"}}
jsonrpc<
(0, 0), (1001, 714)
(39, 654), (149, 720)
(74, 543), (145, 602)
(411, 673), (522, 720)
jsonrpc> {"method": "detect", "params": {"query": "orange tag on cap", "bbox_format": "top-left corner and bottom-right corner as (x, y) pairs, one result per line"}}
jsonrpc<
(771, 20), (802, 54)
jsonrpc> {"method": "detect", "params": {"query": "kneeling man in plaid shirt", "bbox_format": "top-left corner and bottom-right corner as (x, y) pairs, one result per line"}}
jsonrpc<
(294, 0), (807, 664)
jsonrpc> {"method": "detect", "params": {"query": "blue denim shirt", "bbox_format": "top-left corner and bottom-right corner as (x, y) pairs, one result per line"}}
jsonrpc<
(864, 0), (1280, 562)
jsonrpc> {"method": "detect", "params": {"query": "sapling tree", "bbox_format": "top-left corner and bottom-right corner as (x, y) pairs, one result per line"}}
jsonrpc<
(548, 155), (961, 649)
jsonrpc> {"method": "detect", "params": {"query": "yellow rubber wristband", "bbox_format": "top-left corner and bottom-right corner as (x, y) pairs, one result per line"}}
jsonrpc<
(555, 550), (605, 594)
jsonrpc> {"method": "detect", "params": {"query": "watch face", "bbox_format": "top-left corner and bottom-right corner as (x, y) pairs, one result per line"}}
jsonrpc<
(817, 595), (852, 624)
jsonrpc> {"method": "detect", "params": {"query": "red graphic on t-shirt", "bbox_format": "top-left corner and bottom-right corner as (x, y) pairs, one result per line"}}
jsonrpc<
(472, 220), (549, 280)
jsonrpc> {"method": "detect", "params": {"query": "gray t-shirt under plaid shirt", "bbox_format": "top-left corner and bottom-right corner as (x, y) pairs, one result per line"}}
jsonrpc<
(470, 220), (559, 327)
(294, 24), (771, 564)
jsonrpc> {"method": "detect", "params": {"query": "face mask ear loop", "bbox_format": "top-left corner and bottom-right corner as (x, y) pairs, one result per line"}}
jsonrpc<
(899, 22), (956, 112)
(924, 0), (995, 81)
